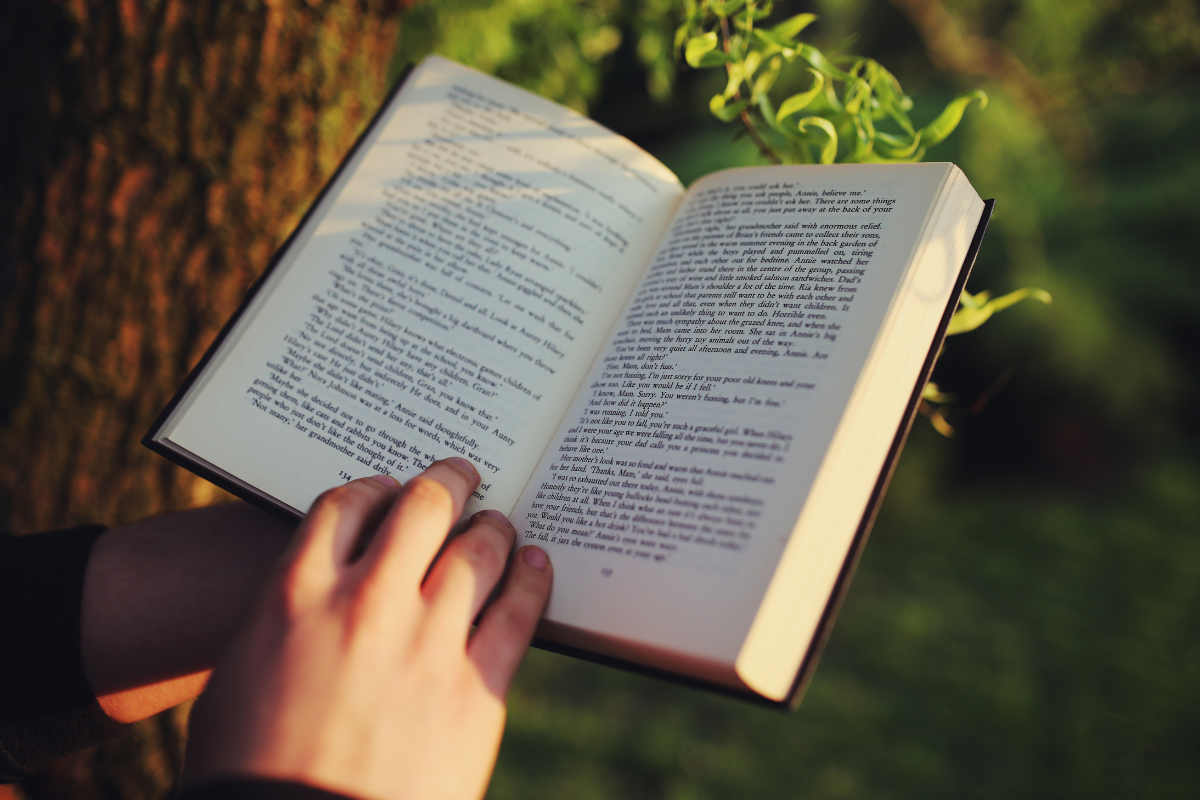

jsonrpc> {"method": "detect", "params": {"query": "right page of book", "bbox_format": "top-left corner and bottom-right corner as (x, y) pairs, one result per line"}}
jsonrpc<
(510, 163), (973, 682)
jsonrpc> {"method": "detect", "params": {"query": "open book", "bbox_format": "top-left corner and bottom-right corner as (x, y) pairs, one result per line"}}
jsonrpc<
(146, 55), (991, 707)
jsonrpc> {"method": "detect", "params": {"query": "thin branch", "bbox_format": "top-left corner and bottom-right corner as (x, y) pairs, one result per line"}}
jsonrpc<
(918, 399), (955, 437)
(719, 14), (782, 164)
(739, 111), (782, 164)
(966, 365), (1015, 417)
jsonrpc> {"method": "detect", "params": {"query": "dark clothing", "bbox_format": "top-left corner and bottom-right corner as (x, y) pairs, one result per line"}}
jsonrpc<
(0, 526), (352, 799)
(0, 525), (125, 782)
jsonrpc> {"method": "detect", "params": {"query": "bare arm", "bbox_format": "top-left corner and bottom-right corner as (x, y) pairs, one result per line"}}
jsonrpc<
(80, 502), (293, 723)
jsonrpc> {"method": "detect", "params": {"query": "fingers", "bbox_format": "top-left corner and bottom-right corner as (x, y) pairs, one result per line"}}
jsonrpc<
(467, 546), (552, 697)
(354, 458), (479, 590)
(285, 475), (402, 593)
(290, 461), (549, 716)
(421, 511), (516, 636)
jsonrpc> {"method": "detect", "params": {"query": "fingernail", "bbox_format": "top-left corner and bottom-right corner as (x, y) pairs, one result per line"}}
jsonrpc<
(367, 474), (400, 489)
(476, 509), (513, 529)
(444, 457), (478, 478)
(522, 546), (549, 570)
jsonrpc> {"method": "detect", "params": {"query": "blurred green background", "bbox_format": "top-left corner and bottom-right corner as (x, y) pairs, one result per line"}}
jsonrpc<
(3, 1), (1199, 798)
(400, 1), (1200, 797)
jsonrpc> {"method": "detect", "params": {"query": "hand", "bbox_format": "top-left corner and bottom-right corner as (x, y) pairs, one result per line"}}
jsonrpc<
(182, 458), (553, 800)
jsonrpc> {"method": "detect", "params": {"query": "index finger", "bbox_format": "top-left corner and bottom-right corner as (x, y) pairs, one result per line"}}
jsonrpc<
(353, 458), (480, 590)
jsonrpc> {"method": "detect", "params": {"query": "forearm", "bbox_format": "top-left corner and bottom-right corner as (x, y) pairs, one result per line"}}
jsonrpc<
(81, 502), (292, 723)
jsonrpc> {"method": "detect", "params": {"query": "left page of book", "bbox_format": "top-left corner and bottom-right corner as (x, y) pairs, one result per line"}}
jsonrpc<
(154, 56), (684, 516)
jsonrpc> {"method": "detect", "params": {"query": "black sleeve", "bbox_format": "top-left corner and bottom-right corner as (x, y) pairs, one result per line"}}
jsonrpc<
(0, 526), (129, 783)
(181, 779), (361, 800)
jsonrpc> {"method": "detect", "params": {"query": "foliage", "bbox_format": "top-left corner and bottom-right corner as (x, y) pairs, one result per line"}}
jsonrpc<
(921, 287), (1052, 435)
(486, 0), (1200, 794)
(391, 0), (683, 112)
(675, 0), (989, 165)
(945, 287), (1053, 336)
(673, 0), (1049, 433)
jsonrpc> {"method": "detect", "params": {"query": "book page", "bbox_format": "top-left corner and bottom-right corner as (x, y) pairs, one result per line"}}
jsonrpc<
(159, 56), (683, 515)
(510, 163), (954, 669)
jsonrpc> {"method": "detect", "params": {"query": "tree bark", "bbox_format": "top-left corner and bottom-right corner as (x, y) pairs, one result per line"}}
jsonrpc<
(1, 1), (404, 796)
(1, 0), (403, 530)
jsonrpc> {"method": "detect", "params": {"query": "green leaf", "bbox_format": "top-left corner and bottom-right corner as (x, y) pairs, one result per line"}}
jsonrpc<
(751, 55), (782, 100)
(874, 130), (923, 159)
(770, 13), (817, 39)
(918, 89), (988, 148)
(695, 50), (736, 68)
(859, 104), (877, 139)
(684, 31), (720, 68)
(880, 102), (917, 136)
(775, 70), (825, 121)
(757, 93), (780, 123)
(674, 1), (704, 56)
(959, 289), (991, 309)
(743, 50), (763, 78)
(868, 148), (921, 163)
(990, 287), (1052, 313)
(674, 24), (692, 56)
(819, 78), (844, 114)
(946, 287), (1051, 336)
(870, 63), (907, 113)
(750, 1), (775, 21)
(945, 305), (994, 336)
(922, 382), (955, 403)
(758, 95), (797, 148)
(844, 117), (872, 163)
(710, 0), (746, 18)
(842, 76), (871, 115)
(721, 62), (744, 99)
(751, 28), (796, 54)
(797, 116), (838, 163)
(796, 43), (851, 80)
(710, 95), (751, 122)
(865, 146), (926, 164)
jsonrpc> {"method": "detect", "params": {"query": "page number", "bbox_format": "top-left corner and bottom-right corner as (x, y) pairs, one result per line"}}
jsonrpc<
(601, 567), (613, 577)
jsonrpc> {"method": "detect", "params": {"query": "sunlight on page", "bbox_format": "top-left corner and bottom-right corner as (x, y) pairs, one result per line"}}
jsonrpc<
(159, 56), (683, 516)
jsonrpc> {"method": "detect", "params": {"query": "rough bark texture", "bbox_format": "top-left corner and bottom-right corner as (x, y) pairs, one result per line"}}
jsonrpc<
(0, 0), (403, 532)
(0, 1), (404, 796)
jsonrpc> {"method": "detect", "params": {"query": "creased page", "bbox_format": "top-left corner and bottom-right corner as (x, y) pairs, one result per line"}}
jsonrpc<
(161, 56), (683, 515)
(510, 163), (950, 667)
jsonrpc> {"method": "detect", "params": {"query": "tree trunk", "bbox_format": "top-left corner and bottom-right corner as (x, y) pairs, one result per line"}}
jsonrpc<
(0, 1), (404, 796)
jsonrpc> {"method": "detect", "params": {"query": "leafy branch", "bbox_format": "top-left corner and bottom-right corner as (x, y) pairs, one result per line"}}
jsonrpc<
(920, 289), (1051, 435)
(677, 0), (987, 165)
(675, 0), (1051, 434)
